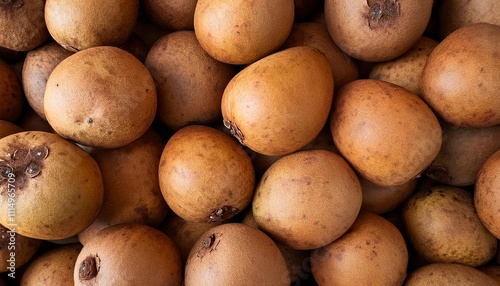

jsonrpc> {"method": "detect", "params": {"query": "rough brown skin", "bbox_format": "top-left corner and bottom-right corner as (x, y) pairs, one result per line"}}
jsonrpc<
(330, 79), (442, 186)
(77, 129), (169, 245)
(44, 46), (157, 149)
(405, 263), (498, 286)
(20, 243), (82, 285)
(368, 36), (439, 97)
(194, 0), (295, 65)
(281, 22), (359, 92)
(74, 224), (183, 286)
(44, 0), (138, 52)
(0, 58), (23, 122)
(22, 41), (74, 121)
(474, 150), (500, 240)
(0, 0), (49, 51)
(222, 46), (334, 156)
(426, 123), (500, 187)
(360, 176), (418, 214)
(252, 149), (362, 250)
(185, 223), (290, 285)
(324, 0), (433, 61)
(158, 125), (255, 223)
(421, 23), (500, 127)
(142, 0), (197, 31)
(403, 186), (498, 267)
(145, 31), (236, 130)
(0, 224), (41, 272)
(0, 131), (104, 240)
(311, 211), (408, 286)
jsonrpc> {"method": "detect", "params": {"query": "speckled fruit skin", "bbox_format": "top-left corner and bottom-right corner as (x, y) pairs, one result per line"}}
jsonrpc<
(404, 263), (498, 286)
(421, 22), (500, 127)
(185, 223), (290, 286)
(330, 79), (442, 187)
(252, 149), (362, 250)
(222, 46), (334, 156)
(158, 125), (255, 223)
(403, 186), (497, 267)
(0, 131), (104, 240)
(475, 150), (500, 239)
(311, 211), (408, 286)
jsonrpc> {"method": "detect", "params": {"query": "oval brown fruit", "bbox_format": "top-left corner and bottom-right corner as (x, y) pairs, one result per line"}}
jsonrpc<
(475, 150), (500, 239)
(330, 79), (442, 186)
(222, 46), (334, 156)
(405, 262), (498, 286)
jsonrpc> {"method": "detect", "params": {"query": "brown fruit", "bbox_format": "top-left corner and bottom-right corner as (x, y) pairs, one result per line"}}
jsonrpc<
(44, 46), (157, 149)
(0, 120), (23, 139)
(324, 0), (433, 62)
(421, 23), (500, 127)
(0, 0), (49, 51)
(185, 223), (290, 285)
(331, 79), (442, 186)
(360, 175), (418, 214)
(311, 211), (408, 286)
(0, 224), (41, 274)
(45, 0), (139, 52)
(194, 0), (294, 65)
(252, 149), (362, 250)
(142, 0), (197, 31)
(145, 31), (236, 130)
(158, 125), (255, 222)
(0, 58), (23, 122)
(78, 129), (169, 245)
(74, 223), (182, 285)
(403, 186), (497, 267)
(20, 243), (82, 285)
(0, 131), (104, 240)
(222, 46), (334, 156)
(474, 150), (500, 239)
(22, 41), (74, 120)
(404, 263), (498, 286)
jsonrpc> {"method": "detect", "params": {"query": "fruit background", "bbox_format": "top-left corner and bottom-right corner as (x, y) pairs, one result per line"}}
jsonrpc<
(0, 0), (499, 285)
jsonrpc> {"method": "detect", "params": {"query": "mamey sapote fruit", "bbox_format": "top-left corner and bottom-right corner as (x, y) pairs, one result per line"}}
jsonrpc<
(0, 224), (41, 274)
(0, 131), (104, 240)
(20, 243), (82, 285)
(145, 31), (236, 130)
(404, 262), (498, 286)
(0, 0), (49, 51)
(222, 46), (334, 156)
(44, 46), (157, 149)
(158, 125), (255, 223)
(311, 211), (408, 286)
(474, 150), (500, 239)
(185, 223), (290, 285)
(403, 186), (497, 267)
(194, 0), (294, 65)
(22, 41), (74, 120)
(0, 58), (23, 122)
(142, 0), (197, 31)
(44, 0), (139, 52)
(330, 79), (442, 186)
(78, 129), (169, 245)
(421, 23), (500, 127)
(253, 149), (362, 250)
(74, 223), (182, 285)
(324, 0), (433, 62)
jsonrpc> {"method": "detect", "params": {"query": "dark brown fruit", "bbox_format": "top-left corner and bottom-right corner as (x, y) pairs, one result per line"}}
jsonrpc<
(0, 224), (41, 273)
(0, 58), (23, 122)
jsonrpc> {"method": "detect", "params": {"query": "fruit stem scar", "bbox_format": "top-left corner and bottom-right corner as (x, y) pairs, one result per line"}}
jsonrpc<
(367, 0), (400, 29)
(79, 255), (100, 281)
(223, 119), (245, 145)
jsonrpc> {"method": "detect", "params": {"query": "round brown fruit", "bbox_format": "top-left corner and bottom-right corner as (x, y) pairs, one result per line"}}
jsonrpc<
(74, 223), (182, 285)
(185, 223), (290, 285)
(421, 23), (500, 127)
(78, 129), (169, 245)
(222, 46), (334, 156)
(252, 149), (362, 250)
(142, 0), (197, 31)
(194, 0), (294, 65)
(324, 0), (433, 62)
(403, 186), (497, 267)
(0, 58), (23, 122)
(145, 30), (236, 130)
(405, 262), (498, 286)
(44, 0), (138, 52)
(331, 79), (442, 186)
(474, 150), (500, 239)
(158, 125), (255, 223)
(0, 224), (41, 273)
(311, 211), (408, 286)
(20, 243), (82, 285)
(0, 131), (104, 240)
(44, 46), (157, 149)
